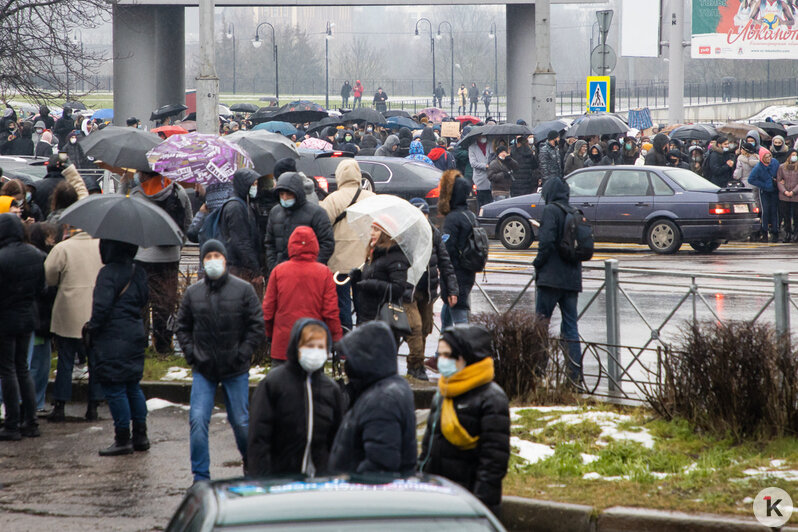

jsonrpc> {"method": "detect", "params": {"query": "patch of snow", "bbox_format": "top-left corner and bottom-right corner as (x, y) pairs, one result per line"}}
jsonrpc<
(603, 429), (655, 449)
(581, 453), (598, 464)
(162, 367), (191, 381)
(650, 471), (669, 479)
(748, 105), (798, 122)
(511, 437), (555, 463)
(551, 411), (655, 449)
(771, 459), (786, 468)
(146, 398), (190, 411)
(743, 467), (798, 482)
(248, 366), (266, 381)
(582, 472), (602, 480)
(742, 497), (754, 504)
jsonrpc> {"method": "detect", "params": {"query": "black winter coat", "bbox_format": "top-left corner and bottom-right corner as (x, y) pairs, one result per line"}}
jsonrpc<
(707, 147), (735, 187)
(409, 223), (458, 303)
(35, 141), (54, 157)
(265, 172), (335, 271)
(248, 318), (345, 477)
(328, 322), (417, 475)
(33, 169), (65, 219)
(533, 178), (582, 293)
(221, 170), (262, 273)
(442, 177), (476, 310)
(355, 244), (410, 324)
(176, 272), (264, 381)
(87, 241), (149, 383)
(510, 144), (539, 196)
(487, 156), (519, 195)
(53, 116), (74, 149)
(644, 133), (670, 167)
(0, 215), (45, 336)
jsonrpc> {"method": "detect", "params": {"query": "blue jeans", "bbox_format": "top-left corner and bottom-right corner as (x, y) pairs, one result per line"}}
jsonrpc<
(535, 287), (582, 384)
(441, 304), (469, 330)
(189, 371), (249, 482)
(761, 190), (779, 234)
(28, 337), (52, 410)
(336, 283), (353, 332)
(53, 336), (104, 402)
(101, 381), (147, 429)
(476, 190), (493, 207)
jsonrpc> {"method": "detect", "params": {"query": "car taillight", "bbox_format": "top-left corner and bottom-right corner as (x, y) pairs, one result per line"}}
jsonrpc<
(332, 151), (343, 157)
(426, 187), (440, 199)
(709, 203), (731, 215)
(752, 205), (760, 214)
(472, 184), (477, 195)
(314, 176), (329, 193)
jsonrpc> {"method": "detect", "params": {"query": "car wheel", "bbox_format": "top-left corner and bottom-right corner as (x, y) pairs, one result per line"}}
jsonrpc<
(499, 215), (533, 250)
(646, 219), (682, 254)
(689, 241), (721, 253)
(360, 172), (375, 192)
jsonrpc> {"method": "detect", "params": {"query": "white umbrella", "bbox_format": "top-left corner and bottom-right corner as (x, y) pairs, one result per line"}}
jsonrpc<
(346, 195), (432, 286)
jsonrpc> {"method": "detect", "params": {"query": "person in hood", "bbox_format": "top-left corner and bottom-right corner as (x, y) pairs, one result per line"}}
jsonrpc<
(129, 171), (192, 354)
(248, 319), (345, 477)
(734, 142), (760, 186)
(438, 170), (475, 328)
(358, 131), (380, 156)
(429, 138), (456, 171)
(533, 177), (583, 384)
(0, 214), (46, 440)
(487, 146), (519, 201)
(262, 227), (342, 363)
(353, 80), (364, 108)
(745, 129), (770, 159)
(510, 135), (540, 194)
(265, 171), (335, 271)
(772, 135), (790, 164)
(749, 151), (780, 242)
(375, 134), (400, 157)
(328, 321), (417, 475)
(217, 168), (263, 292)
(34, 105), (54, 131)
(320, 159), (376, 331)
(469, 135), (494, 206)
(53, 107), (74, 149)
(406, 140), (434, 166)
(584, 144), (604, 167)
(539, 130), (563, 182)
(35, 130), (55, 158)
(644, 132), (670, 167)
(2, 121), (34, 156)
(64, 130), (92, 169)
(706, 136), (736, 187)
(621, 137), (639, 165)
(85, 239), (150, 456)
(340, 81), (352, 108)
(397, 127), (413, 157)
(688, 146), (705, 176)
(176, 239), (264, 482)
(564, 140), (588, 176)
(419, 127), (437, 155)
(667, 149), (690, 170)
(602, 139), (622, 165)
(419, 324), (510, 516)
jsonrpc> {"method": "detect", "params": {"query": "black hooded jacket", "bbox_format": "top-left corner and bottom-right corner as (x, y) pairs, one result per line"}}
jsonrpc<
(0, 214), (45, 336)
(419, 325), (510, 514)
(397, 128), (413, 157)
(510, 143), (539, 195)
(420, 127), (437, 155)
(328, 322), (417, 475)
(355, 244), (410, 324)
(584, 144), (604, 167)
(442, 177), (476, 310)
(248, 318), (345, 477)
(358, 134), (380, 156)
(220, 169), (262, 273)
(644, 133), (669, 167)
(33, 163), (65, 218)
(532, 177), (582, 292)
(265, 172), (335, 271)
(87, 240), (149, 383)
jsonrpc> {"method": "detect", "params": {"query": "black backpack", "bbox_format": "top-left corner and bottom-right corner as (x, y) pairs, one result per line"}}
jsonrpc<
(459, 211), (490, 272)
(553, 203), (594, 263)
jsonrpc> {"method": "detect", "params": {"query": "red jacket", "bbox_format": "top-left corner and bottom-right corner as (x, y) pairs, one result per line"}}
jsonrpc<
(262, 226), (342, 360)
(353, 82), (364, 98)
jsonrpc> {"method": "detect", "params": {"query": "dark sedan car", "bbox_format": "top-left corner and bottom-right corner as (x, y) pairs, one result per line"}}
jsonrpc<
(297, 150), (442, 211)
(166, 475), (506, 531)
(0, 155), (49, 183)
(478, 166), (761, 254)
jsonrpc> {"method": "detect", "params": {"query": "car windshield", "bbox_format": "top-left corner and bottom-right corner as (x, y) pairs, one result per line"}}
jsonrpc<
(217, 517), (499, 531)
(662, 169), (719, 191)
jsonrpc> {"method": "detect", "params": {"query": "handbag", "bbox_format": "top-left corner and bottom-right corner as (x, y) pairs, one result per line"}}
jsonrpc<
(377, 285), (411, 335)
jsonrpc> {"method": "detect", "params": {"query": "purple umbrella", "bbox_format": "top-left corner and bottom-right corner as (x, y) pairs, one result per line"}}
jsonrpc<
(418, 107), (449, 123)
(146, 132), (253, 185)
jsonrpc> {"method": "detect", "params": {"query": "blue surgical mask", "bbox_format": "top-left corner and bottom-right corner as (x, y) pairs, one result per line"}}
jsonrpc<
(280, 197), (296, 208)
(25, 192), (31, 203)
(203, 258), (225, 279)
(438, 357), (459, 378)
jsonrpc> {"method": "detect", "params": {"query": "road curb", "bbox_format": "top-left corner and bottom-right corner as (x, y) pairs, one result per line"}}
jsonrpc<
(501, 496), (595, 532)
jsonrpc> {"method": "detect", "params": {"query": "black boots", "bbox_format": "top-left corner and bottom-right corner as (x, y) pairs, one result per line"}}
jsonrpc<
(132, 421), (150, 452)
(85, 400), (100, 421)
(47, 401), (65, 423)
(0, 428), (22, 441)
(99, 427), (134, 456)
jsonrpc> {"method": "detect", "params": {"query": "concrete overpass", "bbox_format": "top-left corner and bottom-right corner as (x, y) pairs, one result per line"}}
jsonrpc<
(112, 0), (601, 127)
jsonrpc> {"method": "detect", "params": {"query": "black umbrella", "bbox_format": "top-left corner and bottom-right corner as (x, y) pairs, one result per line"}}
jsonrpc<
(225, 130), (299, 175)
(59, 194), (183, 247)
(383, 110), (412, 119)
(458, 123), (532, 147)
(150, 104), (188, 121)
(63, 101), (86, 111)
(669, 124), (718, 143)
(752, 121), (787, 138)
(229, 103), (259, 113)
(343, 107), (385, 125)
(269, 100), (328, 124)
(250, 107), (279, 124)
(306, 116), (342, 135)
(78, 126), (162, 171)
(565, 113), (628, 138)
(531, 119), (570, 142)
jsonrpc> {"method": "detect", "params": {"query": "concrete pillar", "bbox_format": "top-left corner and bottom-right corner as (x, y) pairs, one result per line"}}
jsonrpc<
(531, 0), (556, 125)
(196, 0), (219, 134)
(667, 0), (684, 125)
(113, 5), (185, 128)
(506, 4), (536, 123)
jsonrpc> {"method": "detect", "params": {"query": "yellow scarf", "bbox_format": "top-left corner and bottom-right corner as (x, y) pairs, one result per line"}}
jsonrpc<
(438, 357), (495, 450)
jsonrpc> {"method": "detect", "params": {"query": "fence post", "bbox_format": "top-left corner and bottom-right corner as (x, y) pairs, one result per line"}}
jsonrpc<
(605, 259), (621, 395)
(774, 272), (790, 336)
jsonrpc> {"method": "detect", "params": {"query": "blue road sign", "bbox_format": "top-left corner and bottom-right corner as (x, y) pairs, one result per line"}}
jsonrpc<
(586, 76), (611, 113)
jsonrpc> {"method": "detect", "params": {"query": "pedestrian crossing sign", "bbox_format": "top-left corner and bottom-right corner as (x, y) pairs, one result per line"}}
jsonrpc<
(586, 76), (611, 113)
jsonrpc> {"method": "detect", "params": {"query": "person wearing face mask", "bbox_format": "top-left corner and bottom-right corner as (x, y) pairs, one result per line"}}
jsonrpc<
(688, 146), (705, 176)
(771, 135), (791, 164)
(777, 150), (798, 243)
(262, 226), (342, 365)
(644, 132), (670, 167)
(63, 130), (92, 169)
(584, 144), (604, 167)
(621, 136), (639, 165)
(733, 142), (760, 187)
(176, 239), (264, 482)
(419, 324), (510, 516)
(248, 318), (345, 477)
(35, 130), (55, 157)
(0, 178), (42, 222)
(469, 135), (494, 207)
(749, 151), (781, 243)
(564, 140), (587, 176)
(328, 321), (417, 476)
(705, 136), (736, 187)
(667, 149), (690, 170)
(636, 142), (653, 166)
(602, 139), (623, 166)
(265, 171), (335, 271)
(32, 121), (45, 145)
(487, 146), (519, 201)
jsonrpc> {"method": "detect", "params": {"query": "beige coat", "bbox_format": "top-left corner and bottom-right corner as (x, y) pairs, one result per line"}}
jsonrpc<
(45, 232), (103, 338)
(320, 159), (375, 274)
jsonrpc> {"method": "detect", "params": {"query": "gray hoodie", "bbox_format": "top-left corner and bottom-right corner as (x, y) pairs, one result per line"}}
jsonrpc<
(375, 135), (400, 157)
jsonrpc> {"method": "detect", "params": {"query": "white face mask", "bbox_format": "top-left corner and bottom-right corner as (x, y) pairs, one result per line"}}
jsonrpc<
(203, 258), (225, 279)
(69, 137), (77, 144)
(298, 347), (327, 373)
(792, 155), (798, 163)
(249, 184), (258, 198)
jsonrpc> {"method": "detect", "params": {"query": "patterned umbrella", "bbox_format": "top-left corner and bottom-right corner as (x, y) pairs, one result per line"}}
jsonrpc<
(418, 107), (449, 123)
(269, 100), (328, 123)
(146, 132), (253, 185)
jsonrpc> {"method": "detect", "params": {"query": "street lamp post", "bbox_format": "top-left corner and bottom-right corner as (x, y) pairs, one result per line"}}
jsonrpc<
(437, 21), (454, 114)
(325, 21), (333, 109)
(253, 22), (279, 103)
(74, 29), (84, 93)
(414, 18), (435, 105)
(488, 22), (498, 110)
(225, 23), (236, 94)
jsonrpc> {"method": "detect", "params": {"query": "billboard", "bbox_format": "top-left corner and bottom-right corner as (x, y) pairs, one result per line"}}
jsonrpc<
(620, 0), (661, 57)
(692, 0), (798, 60)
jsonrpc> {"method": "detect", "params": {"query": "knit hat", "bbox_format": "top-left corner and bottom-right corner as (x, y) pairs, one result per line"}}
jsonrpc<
(273, 157), (297, 178)
(200, 239), (227, 261)
(547, 130), (559, 141)
(409, 197), (429, 214)
(741, 142), (756, 154)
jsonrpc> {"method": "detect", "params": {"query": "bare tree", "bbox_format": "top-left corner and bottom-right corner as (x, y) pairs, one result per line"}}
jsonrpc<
(0, 0), (109, 101)
(334, 37), (384, 82)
